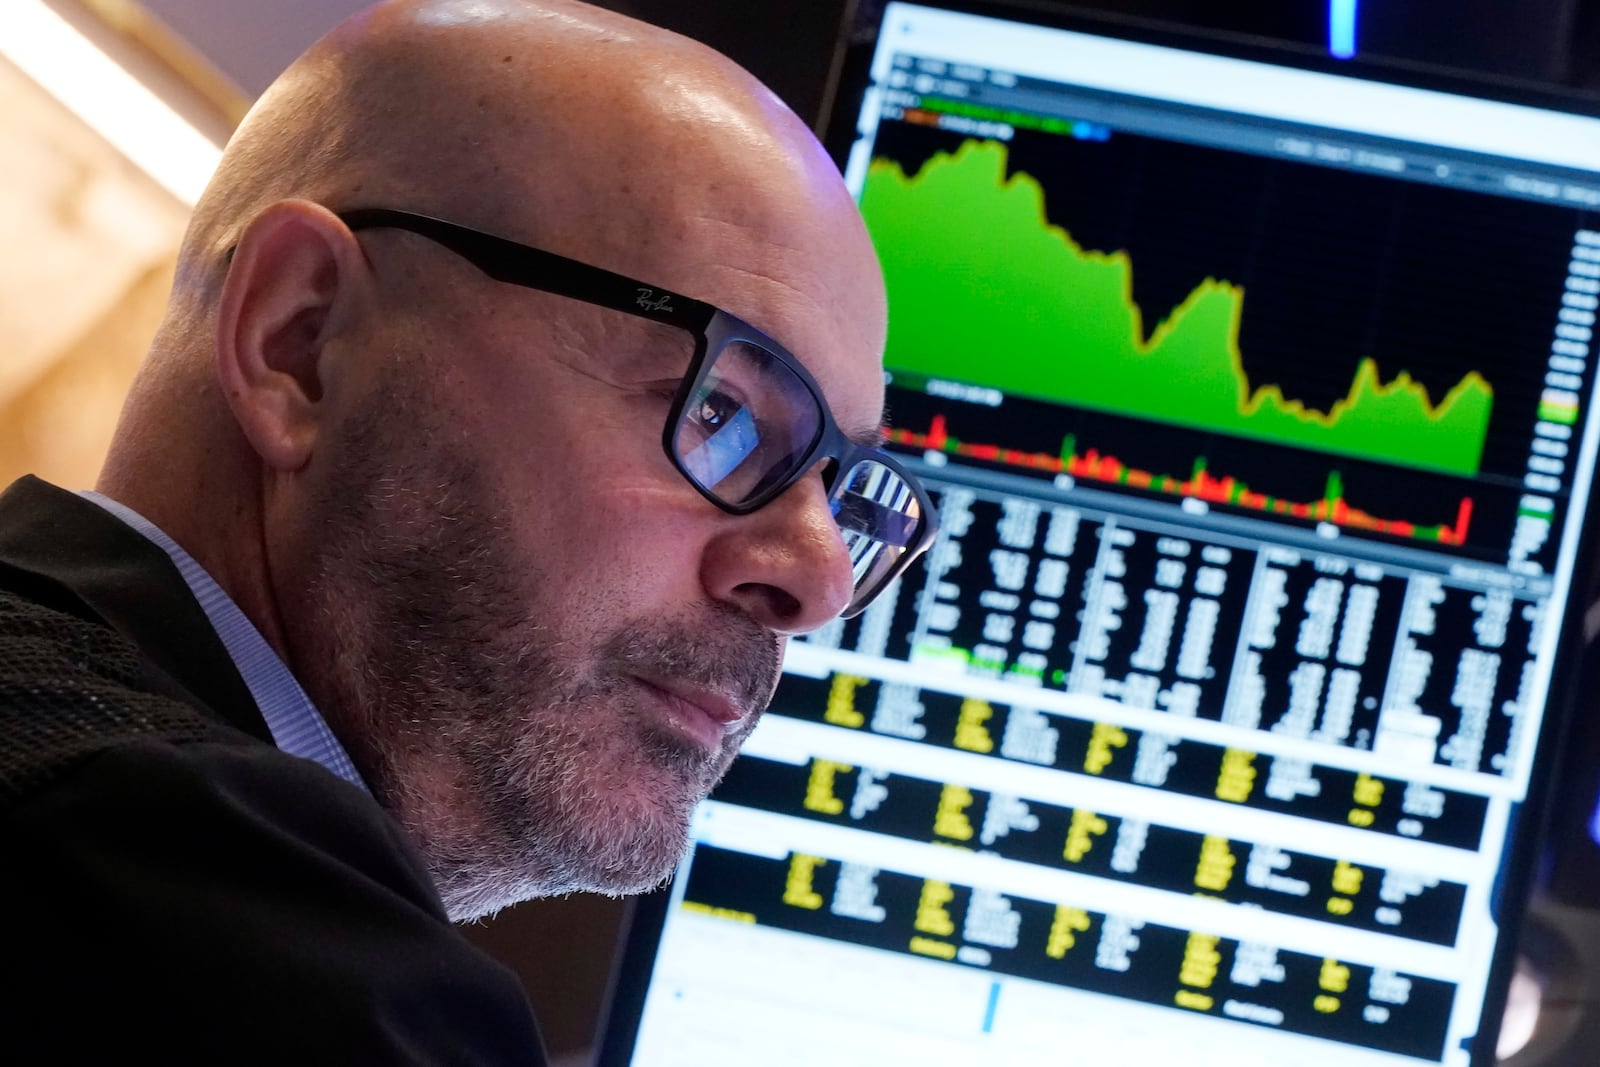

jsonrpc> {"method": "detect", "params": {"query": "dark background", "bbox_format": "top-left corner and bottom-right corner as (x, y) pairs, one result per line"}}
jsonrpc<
(605, 0), (1600, 128)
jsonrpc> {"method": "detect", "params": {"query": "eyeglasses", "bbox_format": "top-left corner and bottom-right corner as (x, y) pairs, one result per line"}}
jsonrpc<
(338, 207), (937, 618)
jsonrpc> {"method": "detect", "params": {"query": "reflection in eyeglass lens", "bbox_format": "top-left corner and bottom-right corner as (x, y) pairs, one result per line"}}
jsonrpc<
(678, 341), (821, 503)
(674, 340), (927, 615)
(680, 396), (759, 489)
(834, 463), (920, 548)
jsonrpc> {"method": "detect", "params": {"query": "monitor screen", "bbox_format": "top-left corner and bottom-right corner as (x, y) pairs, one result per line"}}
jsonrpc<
(598, 4), (1600, 1064)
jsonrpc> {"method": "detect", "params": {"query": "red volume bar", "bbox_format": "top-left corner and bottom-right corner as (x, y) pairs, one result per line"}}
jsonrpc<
(890, 415), (1473, 546)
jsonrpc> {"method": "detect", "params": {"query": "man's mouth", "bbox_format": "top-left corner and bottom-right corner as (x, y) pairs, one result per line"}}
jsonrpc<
(636, 675), (749, 751)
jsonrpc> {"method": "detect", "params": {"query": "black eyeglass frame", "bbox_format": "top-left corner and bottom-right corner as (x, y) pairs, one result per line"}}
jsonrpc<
(337, 207), (937, 613)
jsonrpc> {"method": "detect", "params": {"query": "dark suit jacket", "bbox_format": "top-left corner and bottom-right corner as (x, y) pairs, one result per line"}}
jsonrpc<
(0, 476), (547, 1064)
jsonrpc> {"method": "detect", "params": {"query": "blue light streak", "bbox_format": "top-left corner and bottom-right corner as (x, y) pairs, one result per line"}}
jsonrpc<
(1329, 0), (1358, 59)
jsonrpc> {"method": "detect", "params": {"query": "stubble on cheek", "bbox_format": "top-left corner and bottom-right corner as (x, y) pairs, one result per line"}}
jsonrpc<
(300, 527), (781, 912)
(279, 365), (785, 915)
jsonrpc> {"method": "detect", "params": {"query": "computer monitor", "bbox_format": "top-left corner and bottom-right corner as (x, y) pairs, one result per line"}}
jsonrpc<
(597, 4), (1600, 1064)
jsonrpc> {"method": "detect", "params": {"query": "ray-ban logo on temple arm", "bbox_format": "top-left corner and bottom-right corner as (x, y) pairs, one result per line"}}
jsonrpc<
(635, 288), (676, 314)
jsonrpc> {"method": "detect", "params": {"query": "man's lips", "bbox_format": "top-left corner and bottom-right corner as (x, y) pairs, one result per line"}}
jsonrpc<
(637, 676), (748, 750)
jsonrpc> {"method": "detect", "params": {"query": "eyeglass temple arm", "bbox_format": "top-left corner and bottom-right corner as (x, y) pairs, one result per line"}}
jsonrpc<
(338, 208), (717, 333)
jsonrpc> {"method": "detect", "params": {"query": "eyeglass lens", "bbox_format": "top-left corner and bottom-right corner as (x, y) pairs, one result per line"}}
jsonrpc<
(833, 457), (924, 615)
(670, 338), (925, 613)
(675, 340), (822, 503)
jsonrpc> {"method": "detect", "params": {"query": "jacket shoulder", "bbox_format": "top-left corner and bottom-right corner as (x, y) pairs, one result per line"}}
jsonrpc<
(0, 585), (226, 807)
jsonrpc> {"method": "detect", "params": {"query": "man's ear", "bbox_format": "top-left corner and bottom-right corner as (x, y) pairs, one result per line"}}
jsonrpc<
(214, 199), (370, 472)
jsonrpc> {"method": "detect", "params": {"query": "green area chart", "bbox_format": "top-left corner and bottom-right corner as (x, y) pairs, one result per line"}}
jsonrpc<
(859, 138), (1495, 477)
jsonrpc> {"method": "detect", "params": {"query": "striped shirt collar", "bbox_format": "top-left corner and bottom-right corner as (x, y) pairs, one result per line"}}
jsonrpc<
(80, 491), (368, 793)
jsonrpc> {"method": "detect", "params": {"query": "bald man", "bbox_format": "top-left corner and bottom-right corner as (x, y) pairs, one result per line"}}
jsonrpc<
(0, 0), (934, 1059)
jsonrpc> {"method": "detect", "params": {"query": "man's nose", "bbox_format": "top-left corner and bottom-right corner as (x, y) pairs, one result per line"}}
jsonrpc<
(699, 464), (855, 634)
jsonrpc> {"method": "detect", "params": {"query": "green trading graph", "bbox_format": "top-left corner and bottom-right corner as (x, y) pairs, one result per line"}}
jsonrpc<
(860, 138), (1495, 477)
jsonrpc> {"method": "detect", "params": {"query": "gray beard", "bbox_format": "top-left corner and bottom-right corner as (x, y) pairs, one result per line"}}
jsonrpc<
(284, 381), (781, 920)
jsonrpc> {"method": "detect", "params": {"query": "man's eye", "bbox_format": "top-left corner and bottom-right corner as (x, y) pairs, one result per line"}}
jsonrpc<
(694, 389), (744, 428)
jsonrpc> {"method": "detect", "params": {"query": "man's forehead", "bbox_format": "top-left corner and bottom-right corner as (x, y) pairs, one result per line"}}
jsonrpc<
(719, 263), (888, 445)
(432, 20), (890, 439)
(522, 178), (886, 439)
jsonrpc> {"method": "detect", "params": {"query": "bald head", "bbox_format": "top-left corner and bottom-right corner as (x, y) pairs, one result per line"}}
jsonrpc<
(106, 0), (885, 520)
(175, 0), (871, 312)
(96, 0), (893, 915)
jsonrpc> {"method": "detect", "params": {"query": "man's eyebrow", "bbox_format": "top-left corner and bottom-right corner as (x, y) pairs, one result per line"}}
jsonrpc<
(844, 412), (889, 450)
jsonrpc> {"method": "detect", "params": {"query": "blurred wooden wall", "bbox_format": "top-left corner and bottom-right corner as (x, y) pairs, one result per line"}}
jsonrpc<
(0, 53), (187, 491)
